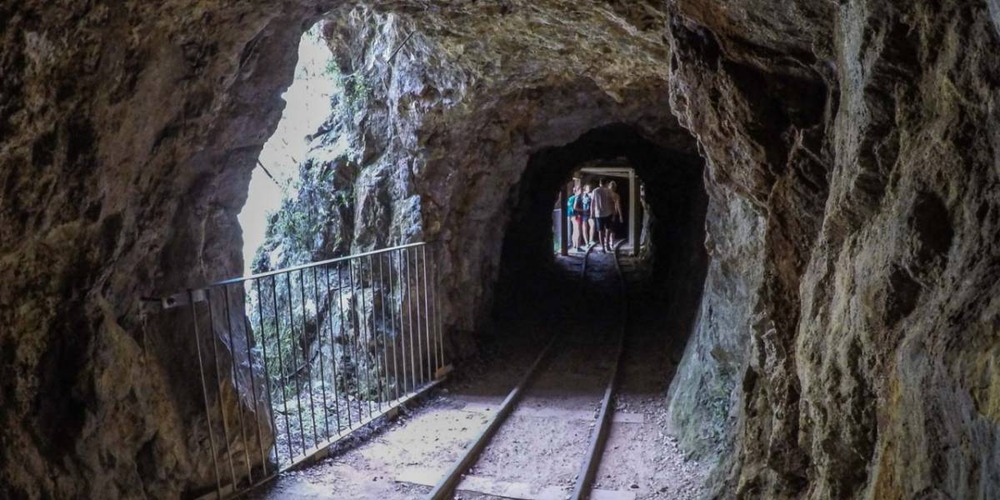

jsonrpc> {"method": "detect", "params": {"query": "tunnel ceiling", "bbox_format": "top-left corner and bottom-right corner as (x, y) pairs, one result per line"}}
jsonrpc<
(3, 0), (1000, 499)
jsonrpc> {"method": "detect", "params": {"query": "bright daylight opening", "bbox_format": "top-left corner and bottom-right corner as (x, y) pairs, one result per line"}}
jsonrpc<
(552, 160), (644, 258)
(239, 23), (338, 274)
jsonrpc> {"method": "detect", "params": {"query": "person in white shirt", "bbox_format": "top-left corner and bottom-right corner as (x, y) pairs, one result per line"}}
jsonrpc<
(589, 178), (616, 253)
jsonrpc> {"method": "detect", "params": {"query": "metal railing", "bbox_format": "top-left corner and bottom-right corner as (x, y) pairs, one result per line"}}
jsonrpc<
(155, 242), (447, 498)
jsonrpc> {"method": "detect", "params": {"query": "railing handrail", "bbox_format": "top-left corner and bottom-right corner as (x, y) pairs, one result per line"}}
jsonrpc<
(211, 241), (430, 288)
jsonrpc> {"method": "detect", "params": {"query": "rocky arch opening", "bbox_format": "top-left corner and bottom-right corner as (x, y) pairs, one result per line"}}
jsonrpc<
(493, 123), (708, 349)
(555, 162), (641, 256)
(239, 22), (338, 274)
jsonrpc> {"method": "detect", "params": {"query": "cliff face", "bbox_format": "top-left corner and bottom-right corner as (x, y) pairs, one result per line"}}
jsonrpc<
(0, 1), (333, 497)
(2, 0), (1000, 498)
(667, 0), (1000, 497)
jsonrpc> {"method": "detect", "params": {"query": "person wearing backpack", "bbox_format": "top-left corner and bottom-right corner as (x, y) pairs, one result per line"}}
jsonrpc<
(570, 187), (586, 251)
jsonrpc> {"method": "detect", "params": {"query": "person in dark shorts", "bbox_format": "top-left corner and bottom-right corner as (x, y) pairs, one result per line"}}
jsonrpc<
(590, 178), (615, 253)
(607, 180), (624, 247)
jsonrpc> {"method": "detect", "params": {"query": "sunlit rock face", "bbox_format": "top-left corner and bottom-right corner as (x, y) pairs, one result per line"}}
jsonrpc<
(667, 0), (1000, 497)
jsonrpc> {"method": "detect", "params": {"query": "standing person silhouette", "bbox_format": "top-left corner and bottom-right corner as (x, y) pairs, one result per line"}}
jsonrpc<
(581, 183), (594, 246)
(590, 178), (615, 253)
(566, 187), (578, 251)
(607, 180), (624, 248)
(568, 187), (585, 251)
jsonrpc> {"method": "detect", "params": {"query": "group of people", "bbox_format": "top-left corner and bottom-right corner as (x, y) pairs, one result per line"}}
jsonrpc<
(566, 178), (623, 254)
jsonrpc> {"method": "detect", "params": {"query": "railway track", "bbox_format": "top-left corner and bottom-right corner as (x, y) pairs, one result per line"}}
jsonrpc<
(428, 241), (629, 500)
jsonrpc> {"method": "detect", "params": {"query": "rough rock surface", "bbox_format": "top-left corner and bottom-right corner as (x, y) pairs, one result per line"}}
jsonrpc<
(667, 0), (1000, 498)
(1, 1), (700, 497)
(0, 1), (334, 497)
(666, 188), (763, 462)
(3, 0), (1000, 498)
(264, 1), (697, 351)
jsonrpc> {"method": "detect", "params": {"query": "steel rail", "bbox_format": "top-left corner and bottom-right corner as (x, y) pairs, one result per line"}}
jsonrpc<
(426, 335), (559, 500)
(571, 239), (627, 500)
(427, 244), (597, 500)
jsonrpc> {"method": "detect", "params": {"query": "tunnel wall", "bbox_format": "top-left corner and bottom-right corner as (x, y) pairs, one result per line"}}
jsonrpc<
(667, 1), (1000, 498)
(665, 184), (763, 462)
(0, 1), (333, 497)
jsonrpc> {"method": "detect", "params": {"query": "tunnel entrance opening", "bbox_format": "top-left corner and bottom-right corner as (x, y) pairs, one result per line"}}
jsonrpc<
(552, 163), (644, 258)
(238, 21), (339, 275)
(154, 19), (451, 498)
(493, 123), (709, 355)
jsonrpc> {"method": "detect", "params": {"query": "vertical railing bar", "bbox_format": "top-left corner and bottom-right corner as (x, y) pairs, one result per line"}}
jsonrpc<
(359, 258), (374, 419)
(336, 263), (353, 429)
(222, 285), (254, 485)
(405, 246), (417, 392)
(360, 257), (373, 418)
(323, 266), (343, 434)
(364, 257), (377, 417)
(356, 256), (373, 419)
(377, 253), (391, 407)
(395, 248), (409, 396)
(365, 255), (378, 411)
(428, 246), (440, 377)
(367, 254), (384, 412)
(298, 270), (319, 450)
(346, 259), (359, 421)
(271, 275), (294, 465)
(284, 272), (306, 458)
(413, 247), (423, 388)
(205, 289), (239, 490)
(311, 267), (332, 442)
(370, 257), (382, 412)
(413, 247), (425, 386)
(421, 245), (433, 383)
(400, 247), (410, 393)
(189, 290), (222, 498)
(388, 249), (401, 401)
(438, 249), (446, 373)
(253, 279), (277, 475)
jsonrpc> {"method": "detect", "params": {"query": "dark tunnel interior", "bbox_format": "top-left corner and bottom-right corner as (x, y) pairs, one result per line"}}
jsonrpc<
(492, 124), (709, 351)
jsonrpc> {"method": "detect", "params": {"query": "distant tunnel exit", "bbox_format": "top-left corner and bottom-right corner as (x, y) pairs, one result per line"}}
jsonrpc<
(553, 161), (644, 257)
(493, 123), (708, 348)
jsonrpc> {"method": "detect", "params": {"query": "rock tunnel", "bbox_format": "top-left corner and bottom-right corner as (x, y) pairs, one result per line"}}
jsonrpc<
(494, 123), (707, 347)
(4, 0), (1000, 498)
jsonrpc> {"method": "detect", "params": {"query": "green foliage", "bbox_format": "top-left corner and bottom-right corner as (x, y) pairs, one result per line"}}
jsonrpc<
(245, 272), (396, 407)
(341, 73), (372, 110)
(324, 58), (341, 80)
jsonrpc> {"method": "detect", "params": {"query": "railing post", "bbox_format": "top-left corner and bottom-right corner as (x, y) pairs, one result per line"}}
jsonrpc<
(189, 289), (222, 498)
